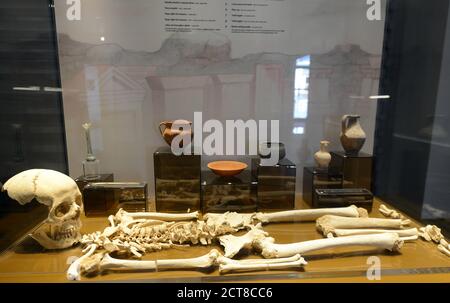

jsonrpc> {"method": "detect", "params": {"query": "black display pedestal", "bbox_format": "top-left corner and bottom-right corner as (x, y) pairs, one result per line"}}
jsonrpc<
(75, 173), (114, 216)
(154, 146), (201, 212)
(201, 170), (257, 213)
(314, 188), (373, 211)
(329, 151), (373, 190)
(302, 167), (343, 207)
(252, 157), (296, 211)
(75, 173), (114, 192)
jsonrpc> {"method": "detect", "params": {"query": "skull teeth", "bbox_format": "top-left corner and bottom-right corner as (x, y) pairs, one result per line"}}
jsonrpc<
(50, 227), (77, 241)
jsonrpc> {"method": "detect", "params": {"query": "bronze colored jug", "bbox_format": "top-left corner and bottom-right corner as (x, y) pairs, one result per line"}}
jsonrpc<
(340, 114), (366, 154)
(159, 120), (193, 148)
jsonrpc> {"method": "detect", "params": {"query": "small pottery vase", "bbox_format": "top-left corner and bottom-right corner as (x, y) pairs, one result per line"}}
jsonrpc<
(258, 142), (286, 161)
(159, 120), (193, 148)
(314, 140), (331, 169)
(340, 114), (366, 154)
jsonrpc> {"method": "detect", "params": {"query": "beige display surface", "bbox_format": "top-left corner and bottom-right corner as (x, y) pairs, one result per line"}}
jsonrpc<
(0, 197), (449, 283)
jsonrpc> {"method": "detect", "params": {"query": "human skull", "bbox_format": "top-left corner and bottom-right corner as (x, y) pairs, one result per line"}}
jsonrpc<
(2, 169), (82, 249)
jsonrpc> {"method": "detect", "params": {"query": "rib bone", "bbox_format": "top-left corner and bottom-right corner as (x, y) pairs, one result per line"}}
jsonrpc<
(316, 215), (411, 237)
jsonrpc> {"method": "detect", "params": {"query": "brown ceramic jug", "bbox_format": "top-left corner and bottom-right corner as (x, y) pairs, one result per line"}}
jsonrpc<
(340, 114), (366, 154)
(159, 120), (193, 148)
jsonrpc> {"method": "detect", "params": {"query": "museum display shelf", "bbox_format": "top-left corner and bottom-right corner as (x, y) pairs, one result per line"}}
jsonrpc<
(0, 197), (449, 283)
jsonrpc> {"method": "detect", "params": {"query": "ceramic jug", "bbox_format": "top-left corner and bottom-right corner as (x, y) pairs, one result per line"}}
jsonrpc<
(340, 114), (366, 154)
(314, 140), (331, 169)
(159, 120), (193, 148)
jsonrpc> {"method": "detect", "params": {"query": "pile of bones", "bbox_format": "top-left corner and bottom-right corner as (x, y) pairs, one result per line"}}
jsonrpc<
(2, 169), (448, 281)
(68, 205), (413, 280)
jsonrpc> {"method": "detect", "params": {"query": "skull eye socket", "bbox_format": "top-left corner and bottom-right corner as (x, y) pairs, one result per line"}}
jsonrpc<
(54, 202), (71, 217)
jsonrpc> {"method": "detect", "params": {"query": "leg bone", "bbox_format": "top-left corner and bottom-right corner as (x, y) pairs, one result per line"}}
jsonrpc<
(316, 215), (410, 237)
(331, 228), (418, 241)
(255, 233), (403, 258)
(219, 255), (307, 274)
(254, 205), (368, 224)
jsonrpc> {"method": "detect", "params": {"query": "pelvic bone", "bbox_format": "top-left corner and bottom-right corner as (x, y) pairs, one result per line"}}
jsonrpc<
(219, 224), (268, 257)
(2, 169), (82, 249)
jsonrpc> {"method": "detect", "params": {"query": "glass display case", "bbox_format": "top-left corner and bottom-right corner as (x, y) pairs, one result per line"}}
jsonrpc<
(1, 0), (450, 283)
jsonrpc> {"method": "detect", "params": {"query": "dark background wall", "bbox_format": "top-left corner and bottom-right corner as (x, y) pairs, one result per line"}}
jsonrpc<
(0, 0), (67, 182)
(374, 0), (450, 234)
(0, 0), (67, 252)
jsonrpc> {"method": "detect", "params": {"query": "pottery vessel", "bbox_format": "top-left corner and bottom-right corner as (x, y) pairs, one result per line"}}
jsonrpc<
(207, 161), (247, 177)
(340, 115), (366, 154)
(258, 142), (286, 160)
(314, 140), (331, 168)
(159, 120), (193, 148)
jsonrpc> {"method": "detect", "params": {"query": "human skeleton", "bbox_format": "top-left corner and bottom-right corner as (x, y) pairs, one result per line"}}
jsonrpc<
(67, 206), (404, 280)
(7, 169), (448, 282)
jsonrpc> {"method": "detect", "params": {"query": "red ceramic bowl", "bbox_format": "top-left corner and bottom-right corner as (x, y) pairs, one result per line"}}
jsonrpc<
(207, 161), (247, 177)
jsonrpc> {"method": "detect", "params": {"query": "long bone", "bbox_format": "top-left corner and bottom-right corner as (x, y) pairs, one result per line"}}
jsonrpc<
(218, 254), (307, 274)
(114, 208), (199, 226)
(329, 228), (418, 241)
(254, 205), (368, 224)
(67, 244), (98, 281)
(255, 233), (403, 258)
(219, 230), (403, 259)
(316, 215), (411, 237)
(93, 249), (219, 273)
(70, 249), (306, 279)
(203, 205), (368, 231)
